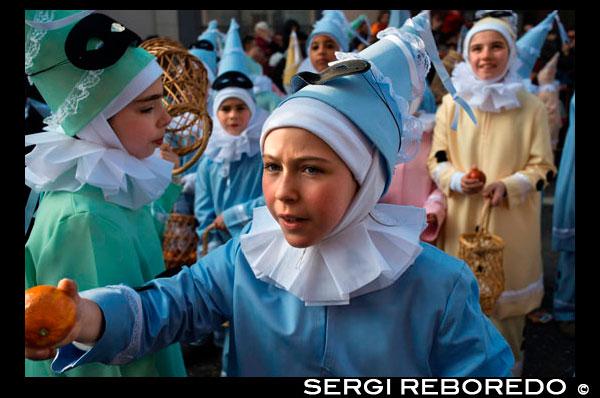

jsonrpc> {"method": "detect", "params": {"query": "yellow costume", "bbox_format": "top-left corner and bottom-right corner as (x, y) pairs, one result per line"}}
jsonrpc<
(428, 88), (556, 320)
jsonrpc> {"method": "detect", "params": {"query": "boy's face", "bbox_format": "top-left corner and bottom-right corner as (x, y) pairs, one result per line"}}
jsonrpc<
(309, 34), (339, 72)
(262, 127), (358, 248)
(217, 97), (252, 136)
(108, 78), (172, 159)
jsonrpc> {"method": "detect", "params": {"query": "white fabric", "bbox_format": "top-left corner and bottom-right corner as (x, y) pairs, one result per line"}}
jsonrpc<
(461, 20), (518, 84)
(451, 61), (523, 113)
(241, 97), (426, 306)
(204, 88), (269, 177)
(24, 61), (174, 210)
(453, 18), (524, 113)
(260, 97), (372, 184)
(211, 86), (256, 121)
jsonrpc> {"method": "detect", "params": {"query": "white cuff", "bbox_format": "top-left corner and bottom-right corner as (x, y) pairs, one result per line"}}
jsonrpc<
(450, 171), (466, 193)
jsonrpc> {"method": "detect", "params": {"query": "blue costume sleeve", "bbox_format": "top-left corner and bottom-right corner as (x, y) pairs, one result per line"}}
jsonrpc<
(429, 264), (514, 377)
(221, 195), (266, 236)
(52, 238), (238, 373)
(194, 160), (223, 253)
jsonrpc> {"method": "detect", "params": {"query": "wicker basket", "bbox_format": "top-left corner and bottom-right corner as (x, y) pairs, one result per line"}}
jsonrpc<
(162, 213), (199, 269)
(458, 200), (504, 316)
(140, 37), (213, 175)
(202, 223), (216, 256)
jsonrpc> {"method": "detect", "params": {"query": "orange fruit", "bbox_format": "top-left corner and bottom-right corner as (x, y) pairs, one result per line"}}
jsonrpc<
(25, 285), (76, 348)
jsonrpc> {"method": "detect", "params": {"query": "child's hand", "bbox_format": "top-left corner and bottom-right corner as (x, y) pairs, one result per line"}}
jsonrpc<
(213, 214), (228, 232)
(25, 279), (105, 361)
(159, 142), (181, 169)
(482, 181), (507, 206)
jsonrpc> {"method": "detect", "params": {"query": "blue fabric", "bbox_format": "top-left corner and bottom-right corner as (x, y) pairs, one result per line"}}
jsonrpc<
(193, 152), (264, 255)
(553, 251), (575, 321)
(418, 81), (437, 114)
(52, 230), (514, 376)
(552, 93), (575, 321)
(552, 93), (575, 252)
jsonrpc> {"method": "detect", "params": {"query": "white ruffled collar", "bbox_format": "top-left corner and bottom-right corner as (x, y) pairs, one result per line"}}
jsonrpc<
(451, 61), (524, 113)
(203, 106), (269, 177)
(240, 149), (426, 306)
(241, 203), (426, 306)
(25, 124), (173, 210)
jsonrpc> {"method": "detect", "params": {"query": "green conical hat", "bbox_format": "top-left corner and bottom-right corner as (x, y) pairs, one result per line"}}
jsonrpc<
(25, 10), (156, 136)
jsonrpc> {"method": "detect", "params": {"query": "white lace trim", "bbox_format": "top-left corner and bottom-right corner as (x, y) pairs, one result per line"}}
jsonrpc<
(25, 10), (54, 74)
(44, 69), (105, 131)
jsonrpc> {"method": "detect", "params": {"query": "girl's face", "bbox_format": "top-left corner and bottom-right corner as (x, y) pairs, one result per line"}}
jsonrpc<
(108, 78), (172, 159)
(217, 97), (252, 136)
(309, 34), (339, 72)
(468, 30), (510, 81)
(262, 127), (358, 248)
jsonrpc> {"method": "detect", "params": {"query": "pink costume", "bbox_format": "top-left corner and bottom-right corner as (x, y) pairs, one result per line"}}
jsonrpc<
(379, 117), (446, 244)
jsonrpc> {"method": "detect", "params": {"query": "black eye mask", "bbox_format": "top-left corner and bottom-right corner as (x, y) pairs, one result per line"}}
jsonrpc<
(64, 13), (142, 71)
(212, 70), (254, 90)
(195, 40), (215, 52)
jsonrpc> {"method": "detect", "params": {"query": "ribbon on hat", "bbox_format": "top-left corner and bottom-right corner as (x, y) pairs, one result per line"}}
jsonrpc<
(553, 12), (570, 47)
(404, 13), (478, 129)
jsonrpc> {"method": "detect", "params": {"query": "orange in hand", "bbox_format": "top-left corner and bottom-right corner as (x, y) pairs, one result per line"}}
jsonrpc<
(25, 285), (76, 348)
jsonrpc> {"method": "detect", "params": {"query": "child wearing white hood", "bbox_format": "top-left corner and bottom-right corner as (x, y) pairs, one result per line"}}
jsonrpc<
(193, 18), (270, 256)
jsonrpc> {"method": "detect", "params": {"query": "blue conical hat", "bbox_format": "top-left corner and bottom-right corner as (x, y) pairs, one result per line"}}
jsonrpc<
(189, 20), (219, 80)
(287, 11), (476, 193)
(516, 10), (564, 79)
(389, 10), (411, 28)
(306, 10), (350, 53)
(25, 10), (157, 136)
(213, 18), (252, 90)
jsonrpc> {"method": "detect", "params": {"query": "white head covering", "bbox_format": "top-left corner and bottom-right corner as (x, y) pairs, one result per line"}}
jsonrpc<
(25, 61), (174, 210)
(240, 97), (426, 306)
(203, 86), (269, 177)
(451, 17), (524, 112)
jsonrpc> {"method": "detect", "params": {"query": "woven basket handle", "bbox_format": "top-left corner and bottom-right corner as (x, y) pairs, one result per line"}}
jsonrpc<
(202, 222), (216, 256)
(476, 198), (492, 239)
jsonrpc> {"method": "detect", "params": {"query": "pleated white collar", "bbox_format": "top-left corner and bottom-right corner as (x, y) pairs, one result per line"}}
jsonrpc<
(451, 61), (524, 113)
(240, 151), (426, 306)
(25, 119), (173, 210)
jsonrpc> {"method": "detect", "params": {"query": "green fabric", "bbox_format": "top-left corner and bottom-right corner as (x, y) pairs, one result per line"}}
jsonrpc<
(151, 182), (183, 242)
(25, 184), (186, 377)
(25, 10), (155, 136)
(255, 91), (282, 113)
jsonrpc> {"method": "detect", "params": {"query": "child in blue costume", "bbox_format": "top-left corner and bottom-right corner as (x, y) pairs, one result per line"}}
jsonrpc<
(24, 11), (186, 376)
(194, 18), (269, 256)
(26, 12), (514, 377)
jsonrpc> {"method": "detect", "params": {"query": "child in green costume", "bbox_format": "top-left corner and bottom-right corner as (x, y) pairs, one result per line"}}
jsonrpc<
(25, 10), (186, 377)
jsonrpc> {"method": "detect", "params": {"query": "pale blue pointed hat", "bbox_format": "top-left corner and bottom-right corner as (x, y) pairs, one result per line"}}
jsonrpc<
(213, 18), (253, 90)
(285, 11), (476, 193)
(389, 10), (411, 28)
(25, 10), (158, 136)
(189, 20), (219, 80)
(306, 10), (350, 53)
(516, 10), (569, 79)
